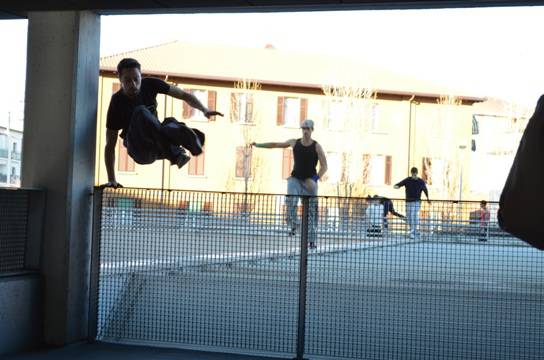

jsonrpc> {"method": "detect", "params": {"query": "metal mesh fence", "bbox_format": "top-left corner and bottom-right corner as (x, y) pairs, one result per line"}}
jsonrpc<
(95, 188), (300, 356)
(94, 189), (544, 359)
(0, 189), (29, 273)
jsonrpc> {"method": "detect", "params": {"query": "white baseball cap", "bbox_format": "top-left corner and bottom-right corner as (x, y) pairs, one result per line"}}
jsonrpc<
(300, 119), (315, 129)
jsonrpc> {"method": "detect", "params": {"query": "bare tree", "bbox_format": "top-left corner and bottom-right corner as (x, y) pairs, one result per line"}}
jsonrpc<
(230, 79), (264, 214)
(322, 84), (375, 229)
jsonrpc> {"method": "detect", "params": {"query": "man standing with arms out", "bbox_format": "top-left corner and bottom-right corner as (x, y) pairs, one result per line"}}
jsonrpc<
(252, 119), (328, 248)
(103, 58), (223, 188)
(394, 167), (430, 239)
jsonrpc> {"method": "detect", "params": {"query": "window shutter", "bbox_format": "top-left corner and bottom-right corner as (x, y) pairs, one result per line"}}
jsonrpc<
(385, 155), (392, 185)
(118, 145), (127, 172)
(282, 148), (293, 179)
(182, 89), (194, 119)
(112, 82), (121, 94)
(277, 97), (285, 126)
(117, 142), (134, 172)
(189, 148), (205, 176)
(299, 98), (308, 124)
(207, 90), (217, 121)
(246, 95), (254, 124)
(362, 154), (371, 184)
(245, 147), (253, 178)
(235, 146), (244, 178)
(230, 93), (238, 123)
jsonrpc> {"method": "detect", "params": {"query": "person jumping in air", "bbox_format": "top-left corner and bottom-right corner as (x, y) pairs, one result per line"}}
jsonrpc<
(103, 58), (223, 188)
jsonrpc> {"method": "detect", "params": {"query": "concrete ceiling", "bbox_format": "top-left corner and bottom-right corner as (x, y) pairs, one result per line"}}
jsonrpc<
(1, 0), (544, 19)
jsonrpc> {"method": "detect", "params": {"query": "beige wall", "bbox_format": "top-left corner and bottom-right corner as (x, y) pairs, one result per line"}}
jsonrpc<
(95, 74), (479, 201)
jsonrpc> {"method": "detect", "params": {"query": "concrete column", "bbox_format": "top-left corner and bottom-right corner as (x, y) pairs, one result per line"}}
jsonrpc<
(21, 11), (100, 345)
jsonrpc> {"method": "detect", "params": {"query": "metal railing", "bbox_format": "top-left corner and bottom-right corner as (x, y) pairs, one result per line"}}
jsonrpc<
(0, 188), (45, 274)
(91, 188), (544, 359)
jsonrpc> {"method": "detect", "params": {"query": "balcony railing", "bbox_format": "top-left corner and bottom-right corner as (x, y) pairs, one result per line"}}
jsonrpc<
(91, 188), (544, 360)
(11, 151), (21, 161)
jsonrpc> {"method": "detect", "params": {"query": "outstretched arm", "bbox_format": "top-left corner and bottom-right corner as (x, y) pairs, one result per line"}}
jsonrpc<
(315, 143), (328, 179)
(168, 85), (223, 118)
(251, 139), (296, 149)
(394, 178), (406, 189)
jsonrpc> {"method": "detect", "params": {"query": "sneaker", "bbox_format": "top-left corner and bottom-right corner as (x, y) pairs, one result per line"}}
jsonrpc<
(289, 227), (296, 236)
(175, 153), (191, 169)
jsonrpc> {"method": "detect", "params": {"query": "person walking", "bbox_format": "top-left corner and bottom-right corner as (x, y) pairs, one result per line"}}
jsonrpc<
(394, 167), (430, 238)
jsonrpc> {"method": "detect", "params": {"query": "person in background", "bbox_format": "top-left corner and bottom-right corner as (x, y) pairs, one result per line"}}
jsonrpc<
(252, 119), (328, 248)
(393, 167), (430, 239)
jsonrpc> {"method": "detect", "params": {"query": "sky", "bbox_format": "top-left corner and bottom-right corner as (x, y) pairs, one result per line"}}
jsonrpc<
(2, 5), (544, 118)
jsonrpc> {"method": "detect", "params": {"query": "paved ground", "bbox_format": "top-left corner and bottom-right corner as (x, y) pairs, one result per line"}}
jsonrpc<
(95, 228), (544, 360)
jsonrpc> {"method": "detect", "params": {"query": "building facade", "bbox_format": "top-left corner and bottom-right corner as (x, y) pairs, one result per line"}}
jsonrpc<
(95, 41), (507, 202)
(0, 111), (23, 188)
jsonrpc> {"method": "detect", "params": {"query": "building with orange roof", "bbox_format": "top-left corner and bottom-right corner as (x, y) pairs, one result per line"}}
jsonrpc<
(96, 41), (502, 202)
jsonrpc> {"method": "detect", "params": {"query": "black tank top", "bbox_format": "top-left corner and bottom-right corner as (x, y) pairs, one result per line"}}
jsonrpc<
(291, 139), (318, 180)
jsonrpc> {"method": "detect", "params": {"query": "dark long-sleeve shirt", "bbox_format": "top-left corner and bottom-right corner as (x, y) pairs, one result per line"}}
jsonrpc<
(395, 177), (429, 202)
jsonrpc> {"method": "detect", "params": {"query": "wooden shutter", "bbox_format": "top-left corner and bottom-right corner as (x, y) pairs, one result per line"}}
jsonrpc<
(246, 147), (253, 178)
(207, 90), (217, 121)
(385, 155), (392, 185)
(182, 89), (194, 119)
(282, 148), (293, 179)
(277, 97), (285, 126)
(118, 142), (134, 172)
(422, 157), (432, 185)
(235, 146), (244, 178)
(189, 148), (205, 176)
(230, 93), (238, 123)
(299, 98), (308, 124)
(362, 154), (371, 184)
(246, 95), (254, 124)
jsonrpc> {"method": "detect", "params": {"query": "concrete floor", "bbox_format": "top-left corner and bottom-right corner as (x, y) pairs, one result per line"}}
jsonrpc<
(5, 342), (288, 360)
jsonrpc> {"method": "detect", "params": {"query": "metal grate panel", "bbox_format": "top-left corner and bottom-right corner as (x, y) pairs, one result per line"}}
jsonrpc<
(96, 188), (300, 356)
(93, 189), (544, 359)
(0, 189), (29, 273)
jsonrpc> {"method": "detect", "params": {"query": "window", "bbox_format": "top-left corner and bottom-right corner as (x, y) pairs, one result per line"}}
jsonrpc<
(325, 152), (342, 183)
(326, 100), (345, 131)
(10, 166), (19, 185)
(363, 154), (392, 185)
(0, 134), (7, 158)
(277, 96), (308, 127)
(231, 93), (254, 124)
(188, 150), (205, 176)
(235, 146), (252, 178)
(367, 103), (386, 133)
(183, 89), (217, 121)
(118, 142), (135, 172)
(0, 164), (7, 183)
(282, 148), (294, 179)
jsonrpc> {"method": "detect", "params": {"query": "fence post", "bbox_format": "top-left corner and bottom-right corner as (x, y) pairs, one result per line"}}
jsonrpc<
(88, 187), (103, 341)
(294, 195), (310, 360)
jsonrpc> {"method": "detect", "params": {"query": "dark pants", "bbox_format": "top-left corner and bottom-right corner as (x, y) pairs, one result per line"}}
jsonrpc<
(124, 105), (199, 165)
